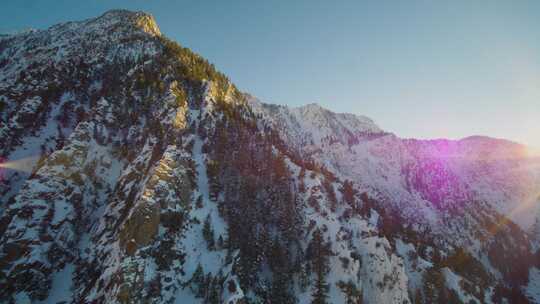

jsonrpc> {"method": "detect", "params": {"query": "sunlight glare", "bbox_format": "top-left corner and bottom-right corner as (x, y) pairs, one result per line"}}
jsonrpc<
(0, 155), (40, 173)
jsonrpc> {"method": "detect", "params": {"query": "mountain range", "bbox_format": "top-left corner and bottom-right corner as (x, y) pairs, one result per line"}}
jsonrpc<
(1, 10), (540, 304)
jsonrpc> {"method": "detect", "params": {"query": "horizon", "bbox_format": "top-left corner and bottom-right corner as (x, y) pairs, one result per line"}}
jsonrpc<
(2, 1), (539, 148)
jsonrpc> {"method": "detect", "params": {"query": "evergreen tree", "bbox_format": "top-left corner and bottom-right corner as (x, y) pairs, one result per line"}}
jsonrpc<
(298, 168), (306, 193)
(422, 267), (448, 303)
(217, 235), (224, 249)
(299, 262), (310, 292)
(412, 288), (422, 304)
(270, 271), (296, 304)
(337, 280), (362, 304)
(207, 277), (221, 304)
(268, 237), (296, 304)
(322, 178), (337, 212)
(309, 228), (330, 304)
(312, 269), (329, 304)
(56, 125), (65, 150)
(191, 263), (206, 298)
(340, 180), (356, 206)
(203, 214), (215, 250)
(195, 195), (203, 209)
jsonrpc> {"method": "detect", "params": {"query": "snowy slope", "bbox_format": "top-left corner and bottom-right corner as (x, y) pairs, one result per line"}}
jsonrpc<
(249, 95), (540, 303)
(1, 10), (539, 304)
(248, 95), (540, 229)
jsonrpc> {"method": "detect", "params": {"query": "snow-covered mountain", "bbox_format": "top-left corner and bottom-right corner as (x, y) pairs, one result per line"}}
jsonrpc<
(1, 10), (540, 304)
(249, 96), (540, 229)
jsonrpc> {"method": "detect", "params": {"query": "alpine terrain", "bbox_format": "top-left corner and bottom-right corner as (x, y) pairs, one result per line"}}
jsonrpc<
(1, 10), (540, 304)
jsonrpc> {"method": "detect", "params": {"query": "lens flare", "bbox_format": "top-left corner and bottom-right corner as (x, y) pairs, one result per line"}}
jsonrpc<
(527, 146), (540, 158)
(486, 190), (540, 236)
(508, 193), (540, 221)
(0, 155), (41, 173)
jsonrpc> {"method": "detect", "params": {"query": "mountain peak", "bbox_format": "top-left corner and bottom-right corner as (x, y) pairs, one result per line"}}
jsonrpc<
(94, 9), (161, 36)
(298, 102), (325, 110)
(42, 9), (161, 38)
(293, 102), (383, 134)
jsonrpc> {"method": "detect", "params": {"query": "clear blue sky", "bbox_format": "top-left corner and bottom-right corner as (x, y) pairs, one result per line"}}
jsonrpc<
(2, 1), (539, 147)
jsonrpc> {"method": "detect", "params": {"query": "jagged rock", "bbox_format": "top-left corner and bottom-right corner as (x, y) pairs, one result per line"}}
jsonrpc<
(119, 203), (160, 255)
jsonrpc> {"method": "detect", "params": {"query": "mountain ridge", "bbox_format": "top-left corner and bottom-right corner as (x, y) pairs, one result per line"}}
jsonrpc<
(1, 9), (540, 304)
(247, 95), (534, 152)
(250, 94), (540, 227)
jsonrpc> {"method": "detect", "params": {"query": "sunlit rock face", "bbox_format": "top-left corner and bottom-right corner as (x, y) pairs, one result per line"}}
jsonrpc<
(1, 9), (540, 304)
(0, 9), (163, 207)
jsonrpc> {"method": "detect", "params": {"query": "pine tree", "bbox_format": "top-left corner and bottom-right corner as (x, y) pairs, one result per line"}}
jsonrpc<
(195, 195), (203, 209)
(217, 235), (224, 249)
(413, 288), (422, 304)
(203, 214), (215, 250)
(268, 236), (285, 271)
(191, 263), (206, 298)
(267, 237), (296, 304)
(322, 178), (337, 212)
(337, 280), (362, 304)
(298, 168), (306, 193)
(422, 267), (447, 303)
(56, 125), (65, 150)
(299, 262), (310, 292)
(270, 271), (296, 304)
(340, 180), (356, 206)
(207, 277), (221, 304)
(309, 228), (330, 304)
(312, 270), (329, 304)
